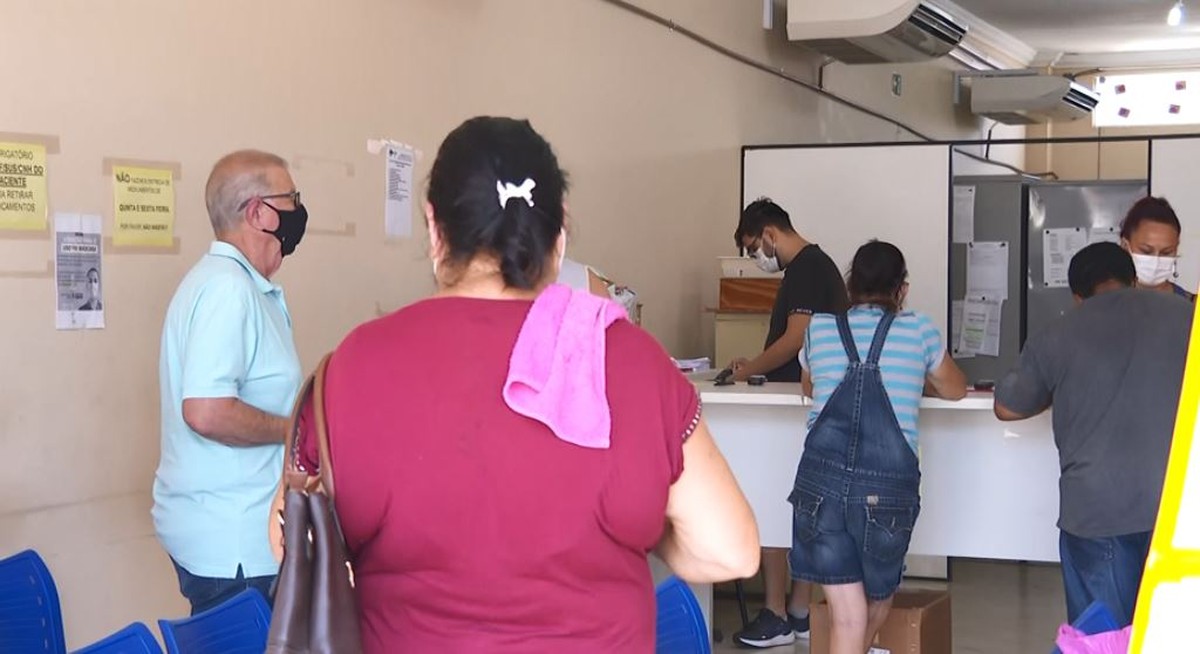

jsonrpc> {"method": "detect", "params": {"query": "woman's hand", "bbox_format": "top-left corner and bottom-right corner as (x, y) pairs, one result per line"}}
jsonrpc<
(268, 484), (286, 563)
(268, 473), (324, 563)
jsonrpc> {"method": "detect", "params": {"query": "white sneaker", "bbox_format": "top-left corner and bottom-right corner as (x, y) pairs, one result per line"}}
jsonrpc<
(867, 648), (891, 654)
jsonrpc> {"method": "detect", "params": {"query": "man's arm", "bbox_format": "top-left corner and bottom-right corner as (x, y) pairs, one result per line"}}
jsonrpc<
(992, 339), (1053, 421)
(178, 277), (291, 447)
(732, 313), (811, 381)
(993, 400), (1046, 422)
(183, 397), (290, 447)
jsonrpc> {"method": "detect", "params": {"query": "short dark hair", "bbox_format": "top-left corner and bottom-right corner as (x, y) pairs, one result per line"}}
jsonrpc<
(847, 240), (907, 312)
(734, 198), (795, 248)
(427, 116), (568, 290)
(1120, 196), (1181, 241)
(1068, 242), (1135, 298)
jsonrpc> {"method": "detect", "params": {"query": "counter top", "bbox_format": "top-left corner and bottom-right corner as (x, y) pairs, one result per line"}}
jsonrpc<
(692, 380), (995, 411)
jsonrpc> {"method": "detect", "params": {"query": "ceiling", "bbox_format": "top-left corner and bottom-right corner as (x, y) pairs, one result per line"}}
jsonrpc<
(950, 0), (1200, 67)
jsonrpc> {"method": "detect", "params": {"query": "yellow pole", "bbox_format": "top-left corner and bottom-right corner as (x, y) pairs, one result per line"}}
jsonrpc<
(1129, 296), (1200, 652)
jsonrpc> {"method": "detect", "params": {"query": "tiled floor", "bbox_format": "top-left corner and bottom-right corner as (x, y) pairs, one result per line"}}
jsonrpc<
(712, 559), (1067, 654)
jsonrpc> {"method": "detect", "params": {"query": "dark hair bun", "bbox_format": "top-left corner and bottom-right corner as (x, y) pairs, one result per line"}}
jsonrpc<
(427, 117), (569, 289)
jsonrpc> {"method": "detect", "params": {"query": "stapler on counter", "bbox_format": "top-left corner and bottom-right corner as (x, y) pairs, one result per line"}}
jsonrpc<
(713, 368), (735, 386)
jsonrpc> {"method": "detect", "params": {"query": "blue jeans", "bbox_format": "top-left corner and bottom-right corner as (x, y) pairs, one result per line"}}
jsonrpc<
(1058, 530), (1152, 626)
(789, 470), (919, 600)
(788, 313), (920, 601)
(171, 559), (275, 616)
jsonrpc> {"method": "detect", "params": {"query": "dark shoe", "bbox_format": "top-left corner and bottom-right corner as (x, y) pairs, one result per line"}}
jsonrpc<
(787, 611), (810, 640)
(733, 609), (796, 648)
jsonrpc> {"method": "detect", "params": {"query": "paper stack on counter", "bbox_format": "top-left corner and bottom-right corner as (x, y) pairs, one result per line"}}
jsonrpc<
(673, 358), (712, 373)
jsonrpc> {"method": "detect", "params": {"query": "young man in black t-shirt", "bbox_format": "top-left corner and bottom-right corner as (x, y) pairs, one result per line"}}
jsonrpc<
(728, 198), (849, 648)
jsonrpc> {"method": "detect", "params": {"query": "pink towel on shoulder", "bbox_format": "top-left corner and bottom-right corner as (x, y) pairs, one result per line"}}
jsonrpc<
(504, 283), (628, 449)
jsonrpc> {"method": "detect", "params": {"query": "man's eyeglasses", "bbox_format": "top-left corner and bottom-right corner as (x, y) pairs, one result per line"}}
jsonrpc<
(239, 191), (301, 210)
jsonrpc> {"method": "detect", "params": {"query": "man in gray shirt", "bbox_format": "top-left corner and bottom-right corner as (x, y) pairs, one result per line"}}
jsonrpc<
(994, 242), (1191, 627)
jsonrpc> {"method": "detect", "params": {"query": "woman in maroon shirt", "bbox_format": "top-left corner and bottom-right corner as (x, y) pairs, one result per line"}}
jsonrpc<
(287, 117), (758, 652)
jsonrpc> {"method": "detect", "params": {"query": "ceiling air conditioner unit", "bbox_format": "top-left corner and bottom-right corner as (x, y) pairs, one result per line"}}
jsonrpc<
(787, 0), (966, 64)
(968, 73), (1100, 125)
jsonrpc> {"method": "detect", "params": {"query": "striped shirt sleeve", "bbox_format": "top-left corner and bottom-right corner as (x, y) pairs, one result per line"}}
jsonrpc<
(918, 314), (945, 372)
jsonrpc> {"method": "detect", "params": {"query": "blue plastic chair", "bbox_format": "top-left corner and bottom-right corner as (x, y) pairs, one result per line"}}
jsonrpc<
(0, 549), (67, 654)
(157, 590), (271, 654)
(72, 623), (162, 654)
(655, 576), (711, 654)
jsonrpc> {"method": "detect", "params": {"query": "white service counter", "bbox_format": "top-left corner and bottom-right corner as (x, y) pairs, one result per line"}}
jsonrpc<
(700, 381), (1061, 560)
(686, 381), (1062, 636)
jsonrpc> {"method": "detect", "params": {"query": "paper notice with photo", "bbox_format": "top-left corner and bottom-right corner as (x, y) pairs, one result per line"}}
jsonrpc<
(1042, 228), (1089, 288)
(966, 241), (1009, 300)
(54, 212), (105, 330)
(385, 144), (414, 238)
(958, 297), (1001, 357)
(953, 186), (975, 244)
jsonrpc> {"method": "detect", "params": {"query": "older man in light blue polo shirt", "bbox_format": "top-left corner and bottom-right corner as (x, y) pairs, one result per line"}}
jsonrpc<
(154, 149), (309, 615)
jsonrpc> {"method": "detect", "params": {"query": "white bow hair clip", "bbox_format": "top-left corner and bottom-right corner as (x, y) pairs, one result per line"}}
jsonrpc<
(497, 178), (537, 209)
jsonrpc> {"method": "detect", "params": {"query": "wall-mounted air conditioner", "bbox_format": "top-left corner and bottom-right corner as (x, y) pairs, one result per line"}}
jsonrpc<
(962, 72), (1100, 125)
(787, 0), (966, 64)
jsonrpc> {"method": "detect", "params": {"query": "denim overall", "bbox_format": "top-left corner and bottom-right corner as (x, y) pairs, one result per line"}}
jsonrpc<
(787, 312), (921, 600)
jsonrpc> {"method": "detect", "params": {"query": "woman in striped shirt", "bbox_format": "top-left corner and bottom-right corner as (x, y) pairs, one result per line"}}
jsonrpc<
(790, 240), (966, 654)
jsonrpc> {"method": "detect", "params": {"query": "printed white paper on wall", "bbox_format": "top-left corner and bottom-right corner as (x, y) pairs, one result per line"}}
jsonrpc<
(958, 297), (1002, 357)
(966, 241), (1009, 300)
(951, 299), (974, 359)
(953, 186), (976, 244)
(1043, 227), (1089, 288)
(385, 144), (414, 239)
(54, 212), (105, 330)
(1088, 226), (1121, 245)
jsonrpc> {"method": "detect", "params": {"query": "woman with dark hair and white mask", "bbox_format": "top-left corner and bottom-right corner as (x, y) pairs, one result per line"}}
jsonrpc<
(1120, 196), (1195, 302)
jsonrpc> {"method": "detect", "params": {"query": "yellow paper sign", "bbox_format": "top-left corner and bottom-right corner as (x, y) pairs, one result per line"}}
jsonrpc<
(113, 165), (174, 246)
(0, 142), (48, 231)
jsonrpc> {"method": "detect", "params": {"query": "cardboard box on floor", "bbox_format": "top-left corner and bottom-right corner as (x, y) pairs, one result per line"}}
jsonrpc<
(809, 589), (951, 654)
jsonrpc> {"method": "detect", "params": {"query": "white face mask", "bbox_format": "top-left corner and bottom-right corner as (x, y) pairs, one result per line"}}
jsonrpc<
(752, 236), (780, 274)
(1130, 252), (1177, 287)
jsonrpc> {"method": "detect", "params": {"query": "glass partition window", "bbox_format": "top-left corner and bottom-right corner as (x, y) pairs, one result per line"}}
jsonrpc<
(1094, 71), (1200, 127)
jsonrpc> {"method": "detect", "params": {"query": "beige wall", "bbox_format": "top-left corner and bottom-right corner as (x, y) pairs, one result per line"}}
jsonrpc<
(0, 0), (1012, 646)
(821, 61), (1029, 155)
(1026, 120), (1166, 181)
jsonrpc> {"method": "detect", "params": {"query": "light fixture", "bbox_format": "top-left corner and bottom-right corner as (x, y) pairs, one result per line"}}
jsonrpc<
(1168, 1), (1184, 26)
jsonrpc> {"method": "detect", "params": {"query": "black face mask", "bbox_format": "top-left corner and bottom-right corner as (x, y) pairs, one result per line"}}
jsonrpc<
(260, 201), (308, 256)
